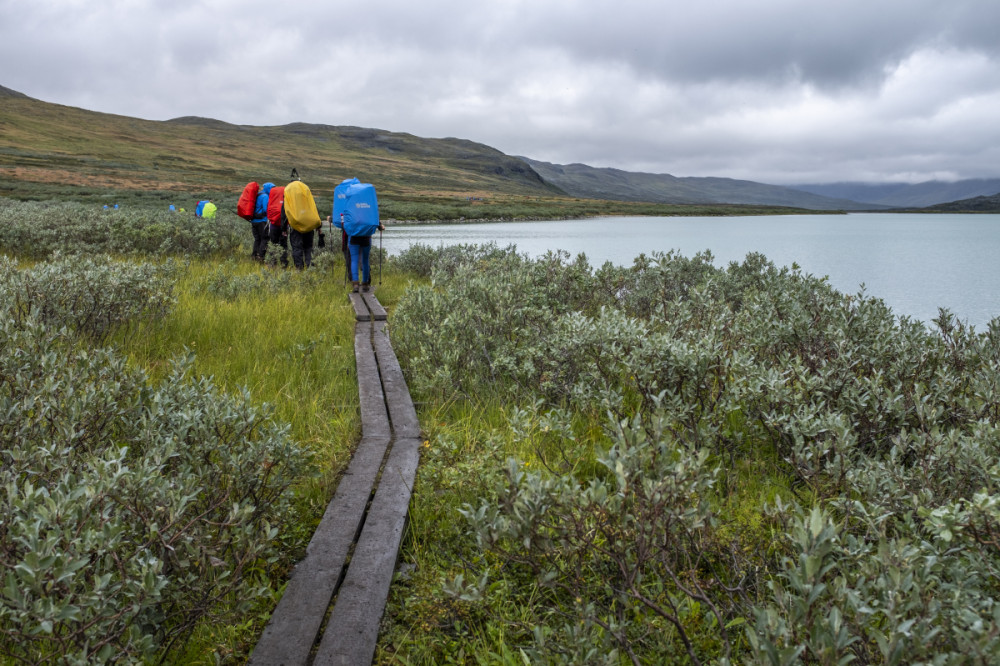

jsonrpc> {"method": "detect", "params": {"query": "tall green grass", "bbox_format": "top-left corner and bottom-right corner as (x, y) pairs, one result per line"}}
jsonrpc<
(120, 256), (414, 661)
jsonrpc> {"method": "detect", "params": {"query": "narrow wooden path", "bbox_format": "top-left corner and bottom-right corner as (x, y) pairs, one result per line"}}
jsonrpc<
(250, 291), (420, 666)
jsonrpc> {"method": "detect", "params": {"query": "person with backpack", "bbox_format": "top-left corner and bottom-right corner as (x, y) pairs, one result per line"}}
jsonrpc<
(266, 185), (288, 268)
(283, 175), (323, 270)
(251, 182), (274, 262)
(333, 178), (384, 293)
(346, 220), (384, 292)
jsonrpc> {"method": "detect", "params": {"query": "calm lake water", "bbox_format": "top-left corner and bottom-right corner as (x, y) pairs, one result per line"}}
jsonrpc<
(380, 213), (1000, 328)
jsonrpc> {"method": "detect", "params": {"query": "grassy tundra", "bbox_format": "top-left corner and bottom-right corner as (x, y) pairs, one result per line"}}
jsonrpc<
(0, 199), (407, 662)
(3, 196), (1000, 664)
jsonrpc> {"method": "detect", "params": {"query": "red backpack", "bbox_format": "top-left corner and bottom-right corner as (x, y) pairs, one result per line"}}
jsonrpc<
(267, 186), (285, 225)
(236, 181), (259, 220)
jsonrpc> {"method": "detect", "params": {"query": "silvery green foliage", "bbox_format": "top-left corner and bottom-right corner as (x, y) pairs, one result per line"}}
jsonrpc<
(391, 246), (598, 397)
(0, 254), (177, 345)
(750, 500), (1000, 664)
(198, 260), (296, 299)
(456, 410), (734, 665)
(389, 242), (522, 280)
(0, 306), (305, 662)
(394, 244), (1000, 662)
(0, 198), (245, 259)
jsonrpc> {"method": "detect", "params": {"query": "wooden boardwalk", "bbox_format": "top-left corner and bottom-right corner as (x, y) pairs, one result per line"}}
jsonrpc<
(250, 291), (420, 666)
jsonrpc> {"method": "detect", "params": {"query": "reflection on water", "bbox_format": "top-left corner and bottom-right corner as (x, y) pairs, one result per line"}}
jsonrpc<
(381, 213), (1000, 328)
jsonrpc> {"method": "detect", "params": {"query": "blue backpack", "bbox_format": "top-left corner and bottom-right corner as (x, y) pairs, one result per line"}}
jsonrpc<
(333, 178), (380, 237)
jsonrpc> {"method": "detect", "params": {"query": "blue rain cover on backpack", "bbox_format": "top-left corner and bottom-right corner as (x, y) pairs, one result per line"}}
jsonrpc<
(333, 177), (379, 237)
(195, 200), (208, 217)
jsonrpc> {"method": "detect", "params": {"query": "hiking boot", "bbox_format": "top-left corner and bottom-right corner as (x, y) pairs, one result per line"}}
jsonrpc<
(351, 281), (360, 293)
(361, 281), (370, 292)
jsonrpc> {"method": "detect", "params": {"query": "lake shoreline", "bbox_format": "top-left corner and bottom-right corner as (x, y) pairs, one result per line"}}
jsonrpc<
(381, 213), (1000, 327)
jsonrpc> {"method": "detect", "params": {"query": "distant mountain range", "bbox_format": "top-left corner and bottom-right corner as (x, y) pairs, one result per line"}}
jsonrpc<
(789, 181), (1000, 208)
(2, 83), (998, 212)
(519, 158), (883, 211)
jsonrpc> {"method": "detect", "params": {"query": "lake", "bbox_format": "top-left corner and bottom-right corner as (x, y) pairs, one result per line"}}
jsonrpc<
(379, 213), (1000, 329)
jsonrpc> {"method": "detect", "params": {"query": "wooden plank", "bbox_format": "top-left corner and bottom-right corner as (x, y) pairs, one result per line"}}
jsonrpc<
(312, 437), (422, 666)
(251, 297), (421, 666)
(372, 322), (421, 440)
(349, 292), (370, 321)
(248, 436), (391, 666)
(355, 321), (390, 439)
(361, 292), (388, 321)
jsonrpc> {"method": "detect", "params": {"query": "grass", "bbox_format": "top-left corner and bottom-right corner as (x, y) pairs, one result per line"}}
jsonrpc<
(376, 391), (794, 665)
(112, 246), (797, 663)
(116, 254), (416, 661)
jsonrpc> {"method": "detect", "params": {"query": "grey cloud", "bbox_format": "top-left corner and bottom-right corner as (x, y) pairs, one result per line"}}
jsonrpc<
(2, 0), (1000, 184)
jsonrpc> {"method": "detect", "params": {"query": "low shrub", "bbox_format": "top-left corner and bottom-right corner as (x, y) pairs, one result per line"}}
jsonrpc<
(0, 254), (177, 345)
(0, 198), (245, 259)
(388, 243), (1000, 663)
(0, 310), (307, 663)
(0, 251), (310, 663)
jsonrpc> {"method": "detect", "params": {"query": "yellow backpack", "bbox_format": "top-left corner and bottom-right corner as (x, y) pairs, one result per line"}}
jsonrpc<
(284, 180), (322, 232)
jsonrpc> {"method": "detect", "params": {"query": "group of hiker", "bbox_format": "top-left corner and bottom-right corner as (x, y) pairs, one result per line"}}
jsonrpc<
(238, 172), (384, 291)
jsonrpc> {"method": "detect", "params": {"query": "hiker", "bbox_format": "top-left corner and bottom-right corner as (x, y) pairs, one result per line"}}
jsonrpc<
(282, 175), (323, 270)
(333, 178), (383, 293)
(202, 201), (217, 219)
(251, 183), (274, 262)
(267, 185), (288, 269)
(288, 208), (315, 269)
(346, 220), (385, 292)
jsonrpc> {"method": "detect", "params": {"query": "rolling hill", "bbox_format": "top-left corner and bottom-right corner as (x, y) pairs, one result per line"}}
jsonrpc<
(1, 84), (914, 213)
(0, 85), (561, 201)
(921, 192), (1000, 212)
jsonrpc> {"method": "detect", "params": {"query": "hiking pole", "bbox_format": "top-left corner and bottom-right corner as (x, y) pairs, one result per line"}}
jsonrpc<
(379, 228), (383, 286)
(340, 214), (347, 288)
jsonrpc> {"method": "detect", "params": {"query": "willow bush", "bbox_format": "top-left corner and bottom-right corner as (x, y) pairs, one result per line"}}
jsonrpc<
(390, 243), (1000, 664)
(0, 254), (178, 345)
(0, 254), (307, 663)
(0, 198), (245, 259)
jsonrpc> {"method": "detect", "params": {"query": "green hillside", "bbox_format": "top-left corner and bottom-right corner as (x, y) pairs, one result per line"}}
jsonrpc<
(0, 87), (560, 202)
(0, 86), (838, 218)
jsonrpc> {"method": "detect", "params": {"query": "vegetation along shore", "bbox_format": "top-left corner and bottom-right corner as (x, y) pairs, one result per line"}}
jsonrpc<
(2, 194), (1000, 663)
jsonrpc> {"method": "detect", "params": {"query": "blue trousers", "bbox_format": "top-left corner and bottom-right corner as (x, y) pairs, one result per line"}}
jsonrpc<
(349, 243), (372, 283)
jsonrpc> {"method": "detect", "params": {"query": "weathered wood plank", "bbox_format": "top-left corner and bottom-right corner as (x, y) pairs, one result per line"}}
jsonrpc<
(349, 292), (370, 321)
(311, 437), (422, 666)
(372, 322), (421, 440)
(248, 435), (390, 666)
(361, 292), (388, 320)
(355, 321), (390, 439)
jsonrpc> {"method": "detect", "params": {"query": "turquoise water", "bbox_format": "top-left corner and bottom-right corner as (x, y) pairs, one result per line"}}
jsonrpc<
(380, 213), (1000, 328)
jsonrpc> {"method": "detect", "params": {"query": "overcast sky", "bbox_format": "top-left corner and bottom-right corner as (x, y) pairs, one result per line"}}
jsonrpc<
(3, 0), (1000, 185)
